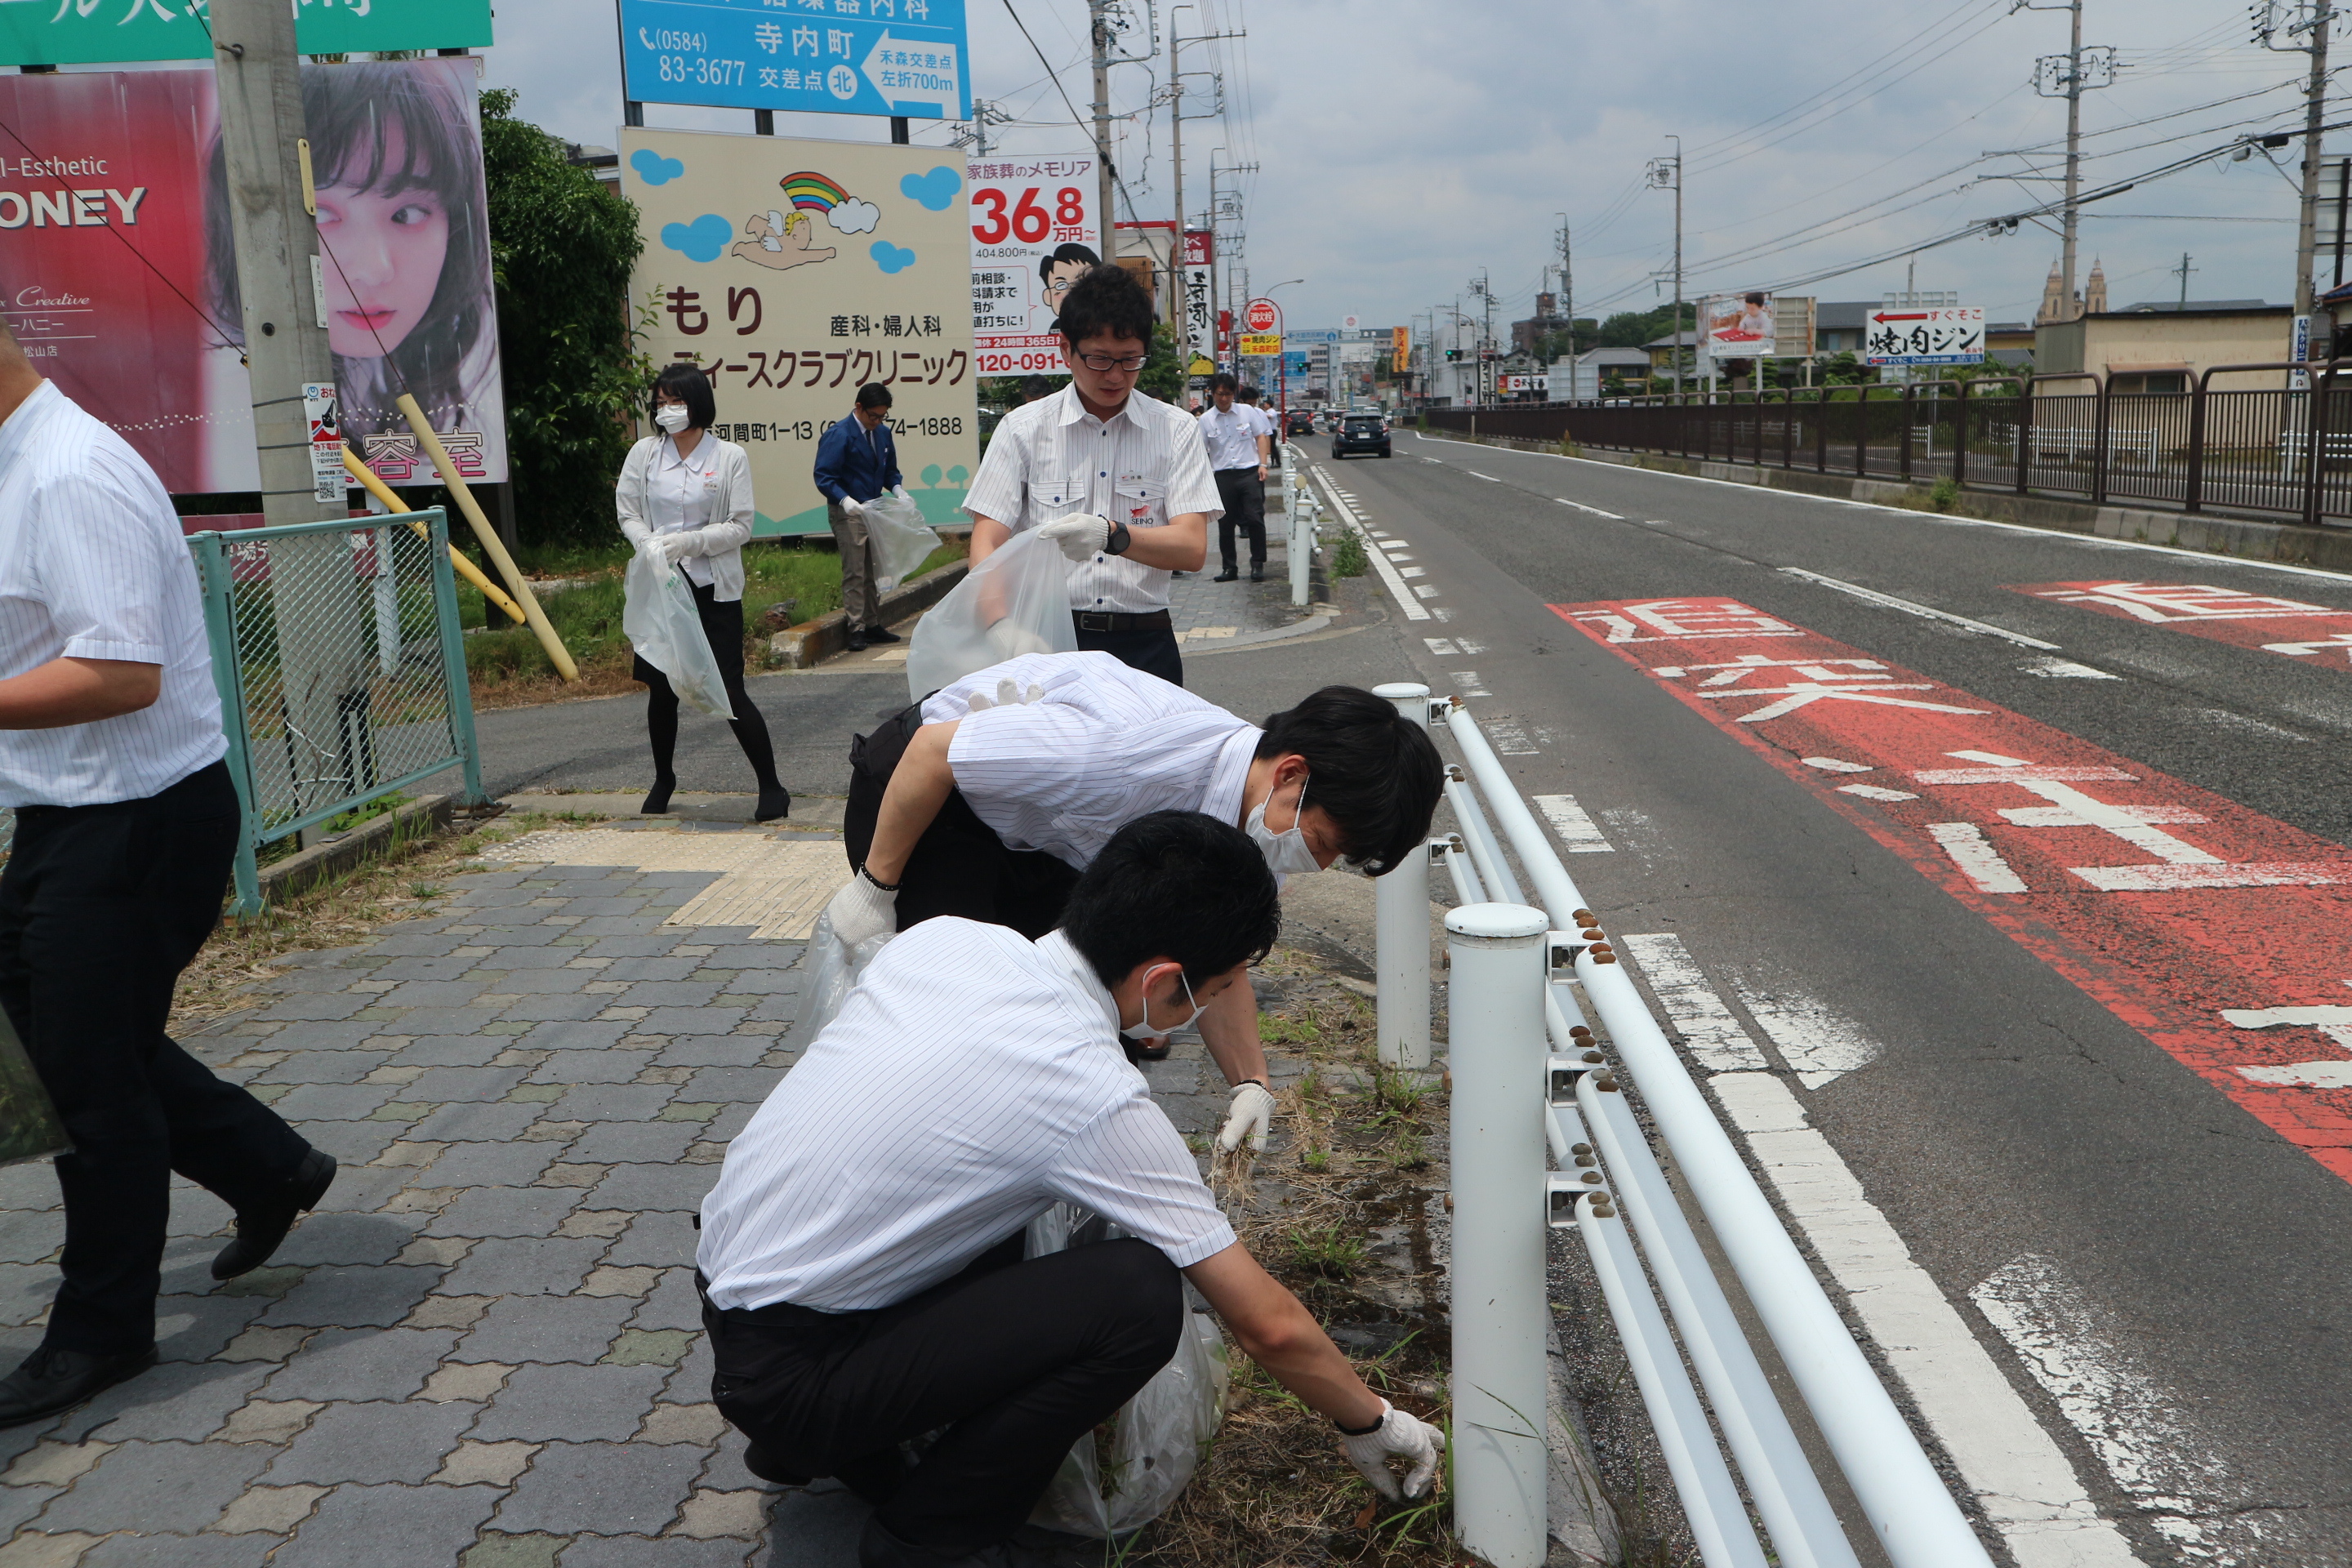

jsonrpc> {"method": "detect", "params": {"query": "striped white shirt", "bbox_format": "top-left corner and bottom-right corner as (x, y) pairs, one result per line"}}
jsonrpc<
(1197, 403), (1265, 472)
(697, 920), (1236, 1312)
(0, 382), (226, 808)
(919, 651), (1258, 871)
(962, 383), (1222, 614)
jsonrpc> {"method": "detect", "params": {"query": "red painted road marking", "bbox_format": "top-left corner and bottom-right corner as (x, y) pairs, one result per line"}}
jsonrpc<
(2007, 580), (2352, 672)
(1556, 595), (2352, 1183)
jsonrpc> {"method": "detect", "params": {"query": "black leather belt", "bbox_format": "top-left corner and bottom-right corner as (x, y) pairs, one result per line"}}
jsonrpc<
(1073, 609), (1172, 633)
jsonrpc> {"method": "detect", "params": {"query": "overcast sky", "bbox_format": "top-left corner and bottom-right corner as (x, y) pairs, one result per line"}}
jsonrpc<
(481, 0), (2332, 336)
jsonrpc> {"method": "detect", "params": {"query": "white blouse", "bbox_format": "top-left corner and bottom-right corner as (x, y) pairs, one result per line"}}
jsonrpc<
(616, 432), (757, 602)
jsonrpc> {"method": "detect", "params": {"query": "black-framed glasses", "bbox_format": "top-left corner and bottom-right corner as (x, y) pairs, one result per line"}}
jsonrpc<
(1075, 352), (1149, 372)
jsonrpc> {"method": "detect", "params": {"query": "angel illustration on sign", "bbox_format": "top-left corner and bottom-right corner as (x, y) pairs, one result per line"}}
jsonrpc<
(730, 208), (837, 271)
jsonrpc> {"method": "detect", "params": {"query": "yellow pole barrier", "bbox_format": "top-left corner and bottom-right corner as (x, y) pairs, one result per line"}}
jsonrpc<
(341, 449), (529, 626)
(394, 393), (579, 682)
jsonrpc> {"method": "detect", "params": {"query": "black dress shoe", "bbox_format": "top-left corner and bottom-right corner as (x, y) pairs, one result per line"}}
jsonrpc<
(641, 777), (676, 815)
(754, 787), (791, 823)
(0, 1344), (157, 1428)
(1212, 570), (1238, 582)
(741, 1441), (813, 1486)
(1250, 568), (1265, 581)
(848, 633), (870, 653)
(862, 626), (902, 644)
(212, 1148), (336, 1281)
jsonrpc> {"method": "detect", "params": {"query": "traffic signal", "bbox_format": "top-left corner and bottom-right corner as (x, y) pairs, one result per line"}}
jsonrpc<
(1446, 349), (1460, 361)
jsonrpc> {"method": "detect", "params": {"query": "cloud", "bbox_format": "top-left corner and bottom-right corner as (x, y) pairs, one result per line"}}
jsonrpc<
(660, 214), (735, 263)
(826, 198), (881, 235)
(871, 241), (918, 275)
(630, 148), (684, 186)
(899, 166), (962, 212)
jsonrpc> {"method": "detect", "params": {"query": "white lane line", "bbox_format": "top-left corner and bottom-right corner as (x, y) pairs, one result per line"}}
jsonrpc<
(1803, 755), (1874, 773)
(1414, 584), (1442, 599)
(1780, 567), (2063, 651)
(1423, 637), (1459, 656)
(1481, 716), (1540, 755)
(1927, 822), (2029, 893)
(1450, 670), (1493, 697)
(1467, 470), (1503, 483)
(1836, 782), (1919, 804)
(1711, 1076), (2147, 1568)
(1730, 979), (1882, 1089)
(1453, 635), (1489, 654)
(1532, 793), (1613, 853)
(1431, 606), (1456, 622)
(1399, 566), (1426, 578)
(2022, 657), (2122, 680)
(1309, 465), (1428, 622)
(1556, 498), (1624, 519)
(1618, 934), (1768, 1071)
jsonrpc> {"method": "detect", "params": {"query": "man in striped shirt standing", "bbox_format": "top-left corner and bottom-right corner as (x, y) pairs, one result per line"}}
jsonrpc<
(0, 321), (332, 1424)
(700, 813), (1444, 1568)
(963, 265), (1219, 685)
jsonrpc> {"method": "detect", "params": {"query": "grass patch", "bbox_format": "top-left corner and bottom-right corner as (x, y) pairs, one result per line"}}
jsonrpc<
(1330, 532), (1369, 579)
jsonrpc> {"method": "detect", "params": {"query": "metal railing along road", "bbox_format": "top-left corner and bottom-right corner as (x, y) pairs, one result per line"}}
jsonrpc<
(1276, 441), (1322, 606)
(1429, 362), (2352, 528)
(187, 508), (488, 914)
(1371, 684), (1995, 1568)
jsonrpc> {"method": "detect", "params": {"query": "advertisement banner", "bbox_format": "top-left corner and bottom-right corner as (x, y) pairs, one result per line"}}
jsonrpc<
(0, 0), (493, 67)
(0, 60), (507, 494)
(1704, 292), (1775, 361)
(1863, 305), (1985, 367)
(1391, 324), (1410, 374)
(619, 0), (970, 122)
(1183, 229), (1214, 368)
(1238, 332), (1281, 359)
(966, 154), (1097, 377)
(623, 129), (975, 538)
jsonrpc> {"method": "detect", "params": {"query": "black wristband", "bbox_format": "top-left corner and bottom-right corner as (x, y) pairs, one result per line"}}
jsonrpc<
(1104, 519), (1133, 555)
(1335, 1408), (1387, 1437)
(858, 866), (902, 893)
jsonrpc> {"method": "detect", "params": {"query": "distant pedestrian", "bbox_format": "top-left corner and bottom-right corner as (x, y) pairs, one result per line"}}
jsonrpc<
(617, 363), (789, 822)
(813, 382), (908, 653)
(0, 318), (335, 1426)
(1198, 372), (1270, 581)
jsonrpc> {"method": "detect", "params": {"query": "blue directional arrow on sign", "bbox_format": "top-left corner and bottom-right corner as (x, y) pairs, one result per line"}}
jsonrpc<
(619, 0), (971, 122)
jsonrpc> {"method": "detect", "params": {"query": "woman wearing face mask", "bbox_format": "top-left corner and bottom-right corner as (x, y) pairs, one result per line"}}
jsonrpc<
(616, 365), (790, 822)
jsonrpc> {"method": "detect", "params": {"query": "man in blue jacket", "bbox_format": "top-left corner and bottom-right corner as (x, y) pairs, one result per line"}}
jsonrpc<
(813, 383), (906, 653)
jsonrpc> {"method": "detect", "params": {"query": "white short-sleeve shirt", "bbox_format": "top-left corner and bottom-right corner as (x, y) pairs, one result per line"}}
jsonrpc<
(1198, 403), (1263, 472)
(961, 384), (1223, 614)
(697, 920), (1236, 1312)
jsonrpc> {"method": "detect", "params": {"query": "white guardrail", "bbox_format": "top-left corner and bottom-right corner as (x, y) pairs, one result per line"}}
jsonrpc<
(1370, 684), (1998, 1568)
(1279, 442), (1319, 607)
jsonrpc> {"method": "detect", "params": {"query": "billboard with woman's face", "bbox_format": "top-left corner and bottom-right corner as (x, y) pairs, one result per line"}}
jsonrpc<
(0, 58), (504, 495)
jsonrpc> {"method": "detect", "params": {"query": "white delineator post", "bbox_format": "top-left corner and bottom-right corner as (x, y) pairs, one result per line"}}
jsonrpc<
(1289, 461), (1312, 607)
(1446, 902), (1551, 1568)
(1373, 682), (1432, 1068)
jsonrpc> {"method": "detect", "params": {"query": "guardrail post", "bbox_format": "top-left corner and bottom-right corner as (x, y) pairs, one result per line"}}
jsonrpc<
(193, 532), (265, 919)
(1290, 453), (1312, 608)
(2185, 372), (2208, 513)
(1446, 902), (1551, 1568)
(1953, 380), (1971, 488)
(1374, 683), (1432, 1069)
(426, 512), (491, 809)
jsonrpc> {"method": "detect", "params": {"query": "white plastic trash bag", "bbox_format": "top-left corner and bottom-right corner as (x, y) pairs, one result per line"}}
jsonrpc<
(862, 493), (944, 592)
(1024, 1204), (1232, 1538)
(784, 909), (893, 1054)
(905, 529), (1078, 702)
(623, 555), (733, 718)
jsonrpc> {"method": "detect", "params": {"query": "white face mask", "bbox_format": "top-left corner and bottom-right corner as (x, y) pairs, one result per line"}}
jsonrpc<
(654, 403), (690, 434)
(1247, 773), (1321, 876)
(1143, 966), (1207, 1035)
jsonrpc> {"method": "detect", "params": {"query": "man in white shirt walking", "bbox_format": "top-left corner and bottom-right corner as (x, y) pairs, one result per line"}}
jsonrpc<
(700, 812), (1444, 1568)
(1197, 372), (1271, 581)
(964, 265), (1220, 685)
(0, 321), (333, 1424)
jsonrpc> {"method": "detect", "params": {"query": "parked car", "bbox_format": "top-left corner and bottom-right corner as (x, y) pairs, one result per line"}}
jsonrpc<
(1332, 412), (1392, 459)
(1285, 410), (1316, 436)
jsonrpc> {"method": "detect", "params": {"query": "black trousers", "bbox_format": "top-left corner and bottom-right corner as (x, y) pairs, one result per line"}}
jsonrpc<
(844, 703), (1080, 938)
(0, 760), (311, 1354)
(632, 581), (782, 791)
(704, 1236), (1181, 1550)
(1074, 621), (1184, 686)
(1214, 468), (1266, 572)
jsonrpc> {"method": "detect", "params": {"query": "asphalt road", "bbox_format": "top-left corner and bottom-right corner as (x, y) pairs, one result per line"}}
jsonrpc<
(1322, 430), (2352, 1565)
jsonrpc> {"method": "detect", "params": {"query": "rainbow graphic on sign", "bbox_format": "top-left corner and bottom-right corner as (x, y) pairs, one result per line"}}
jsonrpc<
(780, 171), (851, 214)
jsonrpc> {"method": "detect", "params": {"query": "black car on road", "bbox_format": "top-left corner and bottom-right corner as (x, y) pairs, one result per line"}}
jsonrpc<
(1285, 410), (1317, 436)
(1331, 412), (1391, 459)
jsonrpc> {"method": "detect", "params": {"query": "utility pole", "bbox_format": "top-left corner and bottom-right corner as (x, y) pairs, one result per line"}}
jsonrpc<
(2277, 2), (2336, 317)
(2020, 0), (2114, 320)
(1089, 0), (1117, 253)
(1558, 215), (1575, 394)
(1647, 138), (1683, 394)
(1165, 14), (1238, 342)
(2174, 252), (2198, 308)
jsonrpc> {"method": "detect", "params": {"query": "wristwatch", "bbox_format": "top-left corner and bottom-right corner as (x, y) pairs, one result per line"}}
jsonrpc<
(1104, 519), (1133, 555)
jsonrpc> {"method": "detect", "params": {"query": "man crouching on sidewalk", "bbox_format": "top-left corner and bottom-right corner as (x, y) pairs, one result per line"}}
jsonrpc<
(695, 811), (1442, 1567)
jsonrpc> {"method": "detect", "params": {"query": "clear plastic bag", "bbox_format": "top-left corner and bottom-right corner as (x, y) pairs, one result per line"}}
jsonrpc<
(0, 1007), (67, 1169)
(623, 554), (734, 718)
(1024, 1204), (1232, 1538)
(784, 909), (893, 1054)
(905, 529), (1079, 702)
(861, 493), (944, 592)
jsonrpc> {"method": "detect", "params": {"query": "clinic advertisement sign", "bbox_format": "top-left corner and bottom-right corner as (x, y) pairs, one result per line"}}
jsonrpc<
(0, 0), (492, 66)
(619, 0), (971, 122)
(0, 60), (508, 493)
(623, 129), (977, 538)
(967, 154), (1097, 377)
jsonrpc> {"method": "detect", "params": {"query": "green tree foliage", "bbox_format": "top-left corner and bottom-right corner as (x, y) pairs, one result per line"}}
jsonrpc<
(1592, 303), (1690, 349)
(1139, 319), (1186, 403)
(479, 90), (649, 546)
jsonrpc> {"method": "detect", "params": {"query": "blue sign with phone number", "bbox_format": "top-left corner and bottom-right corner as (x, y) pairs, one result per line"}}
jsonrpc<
(619, 0), (970, 121)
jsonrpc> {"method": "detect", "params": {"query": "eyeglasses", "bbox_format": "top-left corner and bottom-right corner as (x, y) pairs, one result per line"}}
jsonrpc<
(1075, 352), (1149, 372)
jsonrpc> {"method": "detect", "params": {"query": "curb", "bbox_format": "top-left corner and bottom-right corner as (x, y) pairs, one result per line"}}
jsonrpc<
(255, 792), (492, 906)
(766, 557), (970, 670)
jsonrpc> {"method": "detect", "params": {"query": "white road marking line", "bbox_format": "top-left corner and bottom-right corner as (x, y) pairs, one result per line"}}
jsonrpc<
(2238, 1059), (2352, 1085)
(1837, 782), (1919, 803)
(1618, 934), (1769, 1071)
(1379, 539), (1412, 549)
(1309, 465), (1427, 622)
(1399, 567), (1426, 578)
(1556, 498), (1624, 518)
(1431, 606), (1456, 622)
(1927, 822), (2029, 893)
(1423, 638), (1459, 656)
(1948, 749), (2032, 767)
(1414, 585), (1441, 599)
(1453, 636), (1488, 654)
(1450, 670), (1493, 697)
(1532, 793), (1613, 853)
(1731, 980), (1882, 1089)
(1481, 716), (1540, 755)
(1710, 1078), (2146, 1568)
(1780, 568), (2063, 650)
(1467, 470), (1503, 483)
(2022, 657), (2121, 679)
(1803, 756), (1874, 773)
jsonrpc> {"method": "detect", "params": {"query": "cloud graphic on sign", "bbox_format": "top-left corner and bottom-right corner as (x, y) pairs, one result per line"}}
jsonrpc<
(899, 166), (962, 212)
(661, 214), (736, 264)
(871, 241), (918, 275)
(630, 149), (684, 186)
(826, 198), (881, 235)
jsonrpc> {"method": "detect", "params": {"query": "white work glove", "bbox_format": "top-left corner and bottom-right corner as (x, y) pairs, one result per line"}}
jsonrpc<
(1036, 512), (1112, 563)
(984, 621), (1055, 662)
(656, 531), (701, 568)
(1341, 1400), (1446, 1502)
(841, 496), (866, 516)
(822, 870), (898, 947)
(893, 485), (913, 501)
(962, 677), (1045, 713)
(1217, 1080), (1276, 1153)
